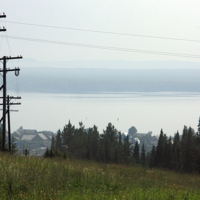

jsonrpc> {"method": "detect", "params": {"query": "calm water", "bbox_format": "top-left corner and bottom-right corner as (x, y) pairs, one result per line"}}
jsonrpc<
(10, 92), (200, 136)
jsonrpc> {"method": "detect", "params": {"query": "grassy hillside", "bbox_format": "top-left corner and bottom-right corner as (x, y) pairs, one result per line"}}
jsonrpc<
(0, 153), (200, 200)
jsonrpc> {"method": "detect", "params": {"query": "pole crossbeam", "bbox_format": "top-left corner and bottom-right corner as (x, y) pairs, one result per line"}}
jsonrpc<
(0, 28), (6, 32)
(0, 103), (21, 105)
(0, 68), (20, 73)
(0, 14), (6, 18)
(0, 56), (22, 60)
(0, 96), (21, 99)
(0, 109), (18, 112)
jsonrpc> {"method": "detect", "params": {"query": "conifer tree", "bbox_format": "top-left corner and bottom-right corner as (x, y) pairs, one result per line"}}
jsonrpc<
(181, 126), (195, 172)
(180, 126), (188, 172)
(193, 133), (200, 173)
(172, 131), (181, 170)
(91, 125), (99, 160)
(98, 137), (106, 162)
(44, 148), (50, 157)
(117, 132), (123, 163)
(149, 145), (156, 168)
(71, 122), (87, 159)
(163, 136), (172, 169)
(141, 143), (146, 166)
(133, 141), (140, 164)
(155, 129), (166, 167)
(55, 129), (62, 152)
(123, 135), (131, 164)
(51, 136), (55, 152)
(102, 123), (118, 163)
(198, 117), (200, 134)
(62, 120), (75, 153)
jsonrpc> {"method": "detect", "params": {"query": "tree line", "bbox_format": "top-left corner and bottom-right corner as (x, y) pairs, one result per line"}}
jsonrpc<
(45, 121), (140, 165)
(149, 124), (200, 173)
(45, 119), (200, 173)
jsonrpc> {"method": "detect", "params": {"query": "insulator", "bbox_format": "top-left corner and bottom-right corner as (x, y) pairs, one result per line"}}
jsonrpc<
(15, 69), (19, 76)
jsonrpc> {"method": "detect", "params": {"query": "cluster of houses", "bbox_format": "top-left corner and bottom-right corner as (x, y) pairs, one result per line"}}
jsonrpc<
(127, 131), (159, 152)
(12, 126), (55, 155)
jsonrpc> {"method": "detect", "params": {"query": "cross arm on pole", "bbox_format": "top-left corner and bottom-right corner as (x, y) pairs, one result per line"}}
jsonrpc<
(0, 56), (23, 60)
(0, 103), (21, 105)
(0, 14), (6, 18)
(0, 28), (6, 32)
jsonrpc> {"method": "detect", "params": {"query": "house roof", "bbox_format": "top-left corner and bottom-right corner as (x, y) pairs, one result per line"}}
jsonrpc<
(21, 135), (36, 140)
(37, 133), (48, 140)
(14, 136), (20, 140)
(13, 130), (21, 136)
(46, 135), (53, 140)
(23, 129), (37, 134)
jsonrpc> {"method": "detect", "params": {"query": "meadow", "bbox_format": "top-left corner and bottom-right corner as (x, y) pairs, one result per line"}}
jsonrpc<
(0, 153), (200, 200)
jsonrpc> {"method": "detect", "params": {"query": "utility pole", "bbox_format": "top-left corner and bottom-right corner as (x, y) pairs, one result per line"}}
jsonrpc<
(0, 13), (22, 151)
(7, 96), (21, 152)
(0, 96), (21, 151)
(0, 57), (22, 151)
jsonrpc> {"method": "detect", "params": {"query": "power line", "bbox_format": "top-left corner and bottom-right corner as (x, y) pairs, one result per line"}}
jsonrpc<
(5, 21), (200, 43)
(2, 35), (200, 59)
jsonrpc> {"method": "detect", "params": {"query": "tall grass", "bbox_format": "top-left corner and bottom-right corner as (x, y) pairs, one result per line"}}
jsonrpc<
(0, 152), (200, 199)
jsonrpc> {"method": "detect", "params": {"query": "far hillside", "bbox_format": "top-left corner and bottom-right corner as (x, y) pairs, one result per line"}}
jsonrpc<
(7, 67), (200, 93)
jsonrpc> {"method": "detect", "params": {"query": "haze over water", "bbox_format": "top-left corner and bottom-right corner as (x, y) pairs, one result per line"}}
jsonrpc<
(10, 92), (200, 136)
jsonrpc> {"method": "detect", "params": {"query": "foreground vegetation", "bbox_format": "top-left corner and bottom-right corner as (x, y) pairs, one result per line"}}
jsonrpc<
(1, 152), (200, 199)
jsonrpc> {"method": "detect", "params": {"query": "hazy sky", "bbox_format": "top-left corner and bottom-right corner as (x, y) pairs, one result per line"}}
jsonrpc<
(1, 1), (200, 62)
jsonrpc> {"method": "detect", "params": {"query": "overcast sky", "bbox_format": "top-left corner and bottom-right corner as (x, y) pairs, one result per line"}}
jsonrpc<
(1, 0), (200, 62)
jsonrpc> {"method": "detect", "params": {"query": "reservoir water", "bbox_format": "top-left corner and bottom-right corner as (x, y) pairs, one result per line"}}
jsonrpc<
(10, 92), (200, 136)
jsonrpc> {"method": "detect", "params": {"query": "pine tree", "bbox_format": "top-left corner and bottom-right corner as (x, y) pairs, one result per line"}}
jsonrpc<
(163, 136), (172, 169)
(117, 132), (123, 163)
(98, 136), (106, 162)
(180, 126), (196, 172)
(62, 121), (75, 153)
(198, 117), (200, 134)
(44, 148), (50, 157)
(86, 125), (99, 161)
(155, 129), (166, 167)
(123, 135), (131, 164)
(149, 145), (156, 168)
(172, 131), (181, 170)
(141, 143), (146, 166)
(51, 136), (55, 152)
(180, 126), (188, 172)
(193, 132), (200, 173)
(55, 129), (62, 152)
(70, 122), (87, 159)
(133, 141), (140, 164)
(102, 123), (118, 163)
(86, 127), (92, 160)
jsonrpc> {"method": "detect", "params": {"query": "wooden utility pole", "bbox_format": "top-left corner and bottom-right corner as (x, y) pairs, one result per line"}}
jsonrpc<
(7, 96), (21, 152)
(0, 57), (22, 151)
(0, 96), (21, 151)
(0, 13), (22, 151)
